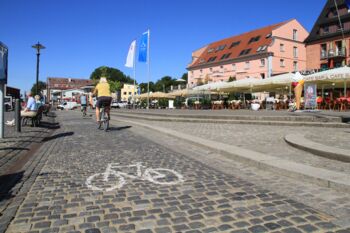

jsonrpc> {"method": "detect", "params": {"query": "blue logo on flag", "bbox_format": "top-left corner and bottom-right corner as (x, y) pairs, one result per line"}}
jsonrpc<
(346, 0), (350, 8)
(138, 31), (149, 62)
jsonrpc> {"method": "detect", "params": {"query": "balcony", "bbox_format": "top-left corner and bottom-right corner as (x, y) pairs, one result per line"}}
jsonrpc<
(321, 47), (347, 59)
(328, 47), (346, 58)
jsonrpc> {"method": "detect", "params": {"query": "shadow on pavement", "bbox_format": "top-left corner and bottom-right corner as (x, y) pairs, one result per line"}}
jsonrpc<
(38, 121), (60, 130)
(0, 171), (24, 202)
(108, 126), (132, 131)
(0, 147), (29, 151)
(42, 132), (74, 142)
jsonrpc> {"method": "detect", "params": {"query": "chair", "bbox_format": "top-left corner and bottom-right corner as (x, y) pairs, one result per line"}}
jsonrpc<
(316, 97), (323, 110)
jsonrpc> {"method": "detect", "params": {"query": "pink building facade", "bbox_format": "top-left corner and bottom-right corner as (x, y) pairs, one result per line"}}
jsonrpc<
(187, 19), (309, 88)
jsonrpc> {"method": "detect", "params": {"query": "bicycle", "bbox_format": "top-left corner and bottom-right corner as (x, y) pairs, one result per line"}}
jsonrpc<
(98, 103), (109, 131)
(86, 162), (184, 191)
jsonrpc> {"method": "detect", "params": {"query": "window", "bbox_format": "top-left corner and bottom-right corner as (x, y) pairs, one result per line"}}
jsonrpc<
(323, 26), (329, 34)
(293, 47), (298, 58)
(123, 92), (127, 95)
(260, 45), (267, 51)
(229, 41), (240, 49)
(208, 48), (214, 53)
(261, 73), (265, 79)
(256, 46), (262, 52)
(293, 61), (298, 71)
(260, 59), (265, 67)
(129, 92), (132, 95)
(239, 48), (251, 56)
(245, 61), (250, 69)
(200, 69), (203, 73)
(266, 33), (272, 38)
(232, 64), (236, 71)
(210, 68), (213, 72)
(280, 59), (285, 67)
(293, 29), (298, 40)
(280, 44), (284, 52)
(220, 53), (231, 60)
(248, 36), (261, 44)
(216, 45), (226, 51)
(207, 56), (217, 62)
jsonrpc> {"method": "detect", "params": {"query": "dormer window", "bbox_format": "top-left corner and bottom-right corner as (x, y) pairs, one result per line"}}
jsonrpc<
(239, 48), (251, 56)
(229, 41), (240, 49)
(215, 45), (226, 51)
(220, 53), (231, 60)
(266, 33), (272, 38)
(207, 56), (217, 62)
(248, 36), (261, 44)
(207, 48), (214, 53)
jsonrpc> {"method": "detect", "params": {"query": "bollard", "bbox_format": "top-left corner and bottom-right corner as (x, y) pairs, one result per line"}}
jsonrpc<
(15, 99), (21, 132)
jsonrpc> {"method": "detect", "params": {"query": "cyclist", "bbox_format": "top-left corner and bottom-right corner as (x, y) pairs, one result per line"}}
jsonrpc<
(93, 77), (112, 123)
(80, 93), (88, 116)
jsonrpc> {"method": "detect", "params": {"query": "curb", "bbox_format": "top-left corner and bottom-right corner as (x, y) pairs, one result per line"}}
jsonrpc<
(117, 110), (342, 122)
(112, 112), (350, 128)
(112, 117), (350, 193)
(284, 134), (350, 163)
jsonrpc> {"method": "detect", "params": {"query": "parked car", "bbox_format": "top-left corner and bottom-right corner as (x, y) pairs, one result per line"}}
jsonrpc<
(57, 101), (79, 110)
(111, 101), (128, 108)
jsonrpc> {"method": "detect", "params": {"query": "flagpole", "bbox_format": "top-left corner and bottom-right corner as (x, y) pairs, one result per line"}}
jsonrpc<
(147, 29), (151, 109)
(133, 39), (137, 109)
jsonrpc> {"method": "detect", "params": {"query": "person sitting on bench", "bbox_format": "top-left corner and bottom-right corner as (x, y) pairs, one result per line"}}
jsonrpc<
(21, 92), (37, 117)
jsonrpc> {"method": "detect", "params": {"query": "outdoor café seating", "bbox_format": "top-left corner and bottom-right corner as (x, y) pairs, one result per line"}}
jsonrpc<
(228, 100), (241, 110)
(194, 100), (201, 110)
(211, 100), (224, 110)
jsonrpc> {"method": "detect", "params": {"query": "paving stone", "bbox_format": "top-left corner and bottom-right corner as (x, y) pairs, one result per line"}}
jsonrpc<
(2, 111), (349, 233)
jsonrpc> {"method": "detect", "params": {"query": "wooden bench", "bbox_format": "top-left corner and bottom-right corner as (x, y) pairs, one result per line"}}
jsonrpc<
(21, 106), (44, 127)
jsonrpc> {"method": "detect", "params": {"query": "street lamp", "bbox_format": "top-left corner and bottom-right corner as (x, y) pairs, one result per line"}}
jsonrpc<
(32, 42), (45, 95)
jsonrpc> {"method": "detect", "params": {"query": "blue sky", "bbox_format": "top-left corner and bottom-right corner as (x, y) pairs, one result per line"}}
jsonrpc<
(1, 0), (324, 93)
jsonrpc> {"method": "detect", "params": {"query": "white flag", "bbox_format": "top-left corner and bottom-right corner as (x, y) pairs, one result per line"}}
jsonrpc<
(125, 40), (136, 68)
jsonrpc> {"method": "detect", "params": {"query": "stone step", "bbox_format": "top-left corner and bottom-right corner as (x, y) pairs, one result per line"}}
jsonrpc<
(285, 134), (350, 162)
(111, 112), (350, 128)
(115, 109), (343, 123)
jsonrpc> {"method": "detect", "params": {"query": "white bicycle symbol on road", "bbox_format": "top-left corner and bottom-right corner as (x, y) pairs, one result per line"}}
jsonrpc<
(86, 162), (185, 191)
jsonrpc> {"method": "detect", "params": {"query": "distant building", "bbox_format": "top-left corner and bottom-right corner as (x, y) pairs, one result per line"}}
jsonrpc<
(305, 0), (350, 70)
(47, 77), (93, 102)
(5, 85), (20, 99)
(187, 19), (308, 87)
(121, 84), (138, 102)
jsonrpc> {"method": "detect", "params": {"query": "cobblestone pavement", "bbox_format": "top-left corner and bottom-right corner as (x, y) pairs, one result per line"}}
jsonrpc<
(114, 117), (350, 175)
(4, 110), (349, 233)
(0, 112), (52, 175)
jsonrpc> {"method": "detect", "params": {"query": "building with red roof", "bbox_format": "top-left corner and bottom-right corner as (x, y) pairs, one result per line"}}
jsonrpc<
(187, 19), (308, 87)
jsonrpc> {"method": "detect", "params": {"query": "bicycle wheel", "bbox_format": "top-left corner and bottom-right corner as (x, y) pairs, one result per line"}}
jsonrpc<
(102, 110), (109, 131)
(144, 168), (184, 185)
(86, 171), (126, 191)
(98, 108), (104, 129)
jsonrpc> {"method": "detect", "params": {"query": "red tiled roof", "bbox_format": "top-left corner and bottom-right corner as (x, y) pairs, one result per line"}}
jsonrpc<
(47, 77), (93, 89)
(188, 20), (289, 69)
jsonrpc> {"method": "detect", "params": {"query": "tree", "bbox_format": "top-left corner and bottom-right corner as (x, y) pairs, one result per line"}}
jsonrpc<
(154, 76), (177, 92)
(109, 80), (122, 93)
(90, 66), (134, 85)
(181, 73), (188, 82)
(139, 82), (155, 93)
(31, 81), (46, 96)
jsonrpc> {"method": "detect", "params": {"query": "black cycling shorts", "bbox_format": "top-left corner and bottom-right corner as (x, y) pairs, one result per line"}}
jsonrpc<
(97, 96), (112, 108)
